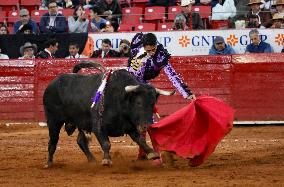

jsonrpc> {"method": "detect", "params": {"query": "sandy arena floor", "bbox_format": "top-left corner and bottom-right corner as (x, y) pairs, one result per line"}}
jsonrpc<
(0, 123), (283, 187)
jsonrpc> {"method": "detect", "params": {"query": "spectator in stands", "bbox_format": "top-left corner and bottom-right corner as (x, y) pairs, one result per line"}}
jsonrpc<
(13, 9), (38, 34)
(89, 6), (107, 32)
(18, 42), (37, 59)
(194, 0), (212, 6)
(273, 0), (284, 16)
(83, 0), (97, 9)
(246, 14), (265, 28)
(0, 47), (9, 59)
(235, 0), (250, 17)
(65, 42), (88, 59)
(91, 38), (119, 58)
(270, 13), (284, 28)
(209, 36), (236, 55)
(245, 29), (273, 53)
(100, 21), (115, 32)
(246, 0), (273, 28)
(68, 5), (89, 33)
(95, 0), (122, 31)
(118, 39), (131, 57)
(173, 0), (204, 30)
(39, 0), (67, 33)
(36, 38), (59, 58)
(0, 24), (9, 35)
(16, 24), (34, 34)
(146, 0), (176, 6)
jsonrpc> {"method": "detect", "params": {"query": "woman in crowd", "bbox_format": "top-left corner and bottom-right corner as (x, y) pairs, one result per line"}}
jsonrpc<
(68, 5), (89, 33)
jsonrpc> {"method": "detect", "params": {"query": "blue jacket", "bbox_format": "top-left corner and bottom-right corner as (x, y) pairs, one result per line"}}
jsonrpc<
(209, 44), (236, 55)
(245, 41), (273, 53)
(13, 20), (38, 34)
(39, 13), (67, 33)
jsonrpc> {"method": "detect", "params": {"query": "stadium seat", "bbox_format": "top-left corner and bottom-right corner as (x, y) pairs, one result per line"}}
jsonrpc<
(31, 9), (48, 23)
(192, 6), (212, 29)
(157, 22), (173, 31)
(118, 23), (133, 32)
(20, 0), (41, 10)
(59, 9), (74, 17)
(0, 0), (19, 6)
(192, 6), (211, 19)
(7, 10), (19, 25)
(0, 11), (7, 23)
(135, 23), (156, 32)
(121, 7), (143, 25)
(20, 0), (41, 6)
(167, 6), (182, 21)
(144, 6), (166, 22)
(0, 0), (19, 12)
(210, 20), (229, 29)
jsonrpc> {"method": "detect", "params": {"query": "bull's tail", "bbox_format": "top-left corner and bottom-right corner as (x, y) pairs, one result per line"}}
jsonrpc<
(73, 61), (106, 73)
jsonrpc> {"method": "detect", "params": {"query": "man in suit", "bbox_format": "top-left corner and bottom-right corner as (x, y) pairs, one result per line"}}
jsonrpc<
(91, 38), (119, 58)
(36, 38), (59, 59)
(39, 0), (67, 33)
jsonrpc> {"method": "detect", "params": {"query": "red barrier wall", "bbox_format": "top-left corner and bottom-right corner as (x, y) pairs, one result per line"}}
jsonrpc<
(0, 53), (284, 122)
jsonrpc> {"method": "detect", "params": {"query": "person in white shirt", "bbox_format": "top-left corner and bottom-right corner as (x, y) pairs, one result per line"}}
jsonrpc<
(65, 43), (88, 59)
(18, 42), (37, 59)
(0, 47), (9, 59)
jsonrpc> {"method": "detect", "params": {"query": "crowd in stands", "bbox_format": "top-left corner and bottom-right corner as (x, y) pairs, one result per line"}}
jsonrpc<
(0, 0), (282, 34)
(0, 0), (283, 59)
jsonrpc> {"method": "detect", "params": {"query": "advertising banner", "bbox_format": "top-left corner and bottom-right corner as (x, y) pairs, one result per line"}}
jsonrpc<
(89, 29), (284, 56)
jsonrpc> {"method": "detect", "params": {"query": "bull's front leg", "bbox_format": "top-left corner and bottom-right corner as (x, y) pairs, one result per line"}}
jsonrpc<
(128, 131), (160, 160)
(93, 129), (112, 166)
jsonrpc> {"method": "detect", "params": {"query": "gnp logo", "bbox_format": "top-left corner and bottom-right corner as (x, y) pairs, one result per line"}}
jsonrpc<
(226, 35), (239, 46)
(178, 35), (240, 47)
(179, 36), (190, 47)
(274, 34), (284, 46)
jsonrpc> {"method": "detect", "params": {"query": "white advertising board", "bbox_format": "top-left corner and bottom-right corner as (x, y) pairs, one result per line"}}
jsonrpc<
(89, 29), (284, 56)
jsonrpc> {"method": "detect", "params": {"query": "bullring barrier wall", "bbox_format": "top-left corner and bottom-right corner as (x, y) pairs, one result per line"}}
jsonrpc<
(0, 53), (284, 122)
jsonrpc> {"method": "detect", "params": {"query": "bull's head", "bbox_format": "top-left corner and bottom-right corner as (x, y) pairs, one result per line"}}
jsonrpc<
(125, 85), (175, 133)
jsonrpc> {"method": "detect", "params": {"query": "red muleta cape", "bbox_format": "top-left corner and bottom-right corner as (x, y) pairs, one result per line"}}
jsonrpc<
(148, 95), (235, 166)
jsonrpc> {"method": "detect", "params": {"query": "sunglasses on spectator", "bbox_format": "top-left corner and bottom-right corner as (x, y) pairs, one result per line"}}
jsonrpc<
(215, 42), (224, 45)
(20, 15), (28, 17)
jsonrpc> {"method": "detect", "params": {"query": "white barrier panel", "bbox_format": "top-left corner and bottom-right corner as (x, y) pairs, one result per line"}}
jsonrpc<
(89, 29), (284, 56)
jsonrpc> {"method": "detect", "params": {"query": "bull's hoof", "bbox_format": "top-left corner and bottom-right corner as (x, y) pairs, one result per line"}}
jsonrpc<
(101, 159), (112, 166)
(147, 152), (160, 160)
(161, 151), (174, 167)
(44, 162), (52, 169)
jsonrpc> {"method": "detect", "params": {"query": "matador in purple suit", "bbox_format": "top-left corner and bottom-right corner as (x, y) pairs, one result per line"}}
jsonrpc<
(127, 32), (196, 160)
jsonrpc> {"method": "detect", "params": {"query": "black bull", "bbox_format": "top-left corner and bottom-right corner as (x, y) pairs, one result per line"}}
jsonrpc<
(43, 63), (174, 167)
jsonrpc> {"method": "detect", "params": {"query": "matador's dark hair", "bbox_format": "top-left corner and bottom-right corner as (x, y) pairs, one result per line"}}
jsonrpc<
(142, 33), (157, 46)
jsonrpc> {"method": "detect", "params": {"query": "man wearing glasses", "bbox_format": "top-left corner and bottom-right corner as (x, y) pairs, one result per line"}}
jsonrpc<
(39, 0), (67, 33)
(13, 9), (38, 34)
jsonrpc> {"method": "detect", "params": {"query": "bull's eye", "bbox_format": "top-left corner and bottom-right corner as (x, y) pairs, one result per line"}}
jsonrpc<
(136, 100), (143, 107)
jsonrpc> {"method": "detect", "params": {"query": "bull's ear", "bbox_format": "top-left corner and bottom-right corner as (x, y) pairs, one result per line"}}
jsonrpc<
(155, 88), (175, 96)
(125, 85), (139, 93)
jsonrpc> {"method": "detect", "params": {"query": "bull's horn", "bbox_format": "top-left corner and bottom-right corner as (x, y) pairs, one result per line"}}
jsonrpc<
(155, 88), (175, 96)
(125, 85), (139, 92)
